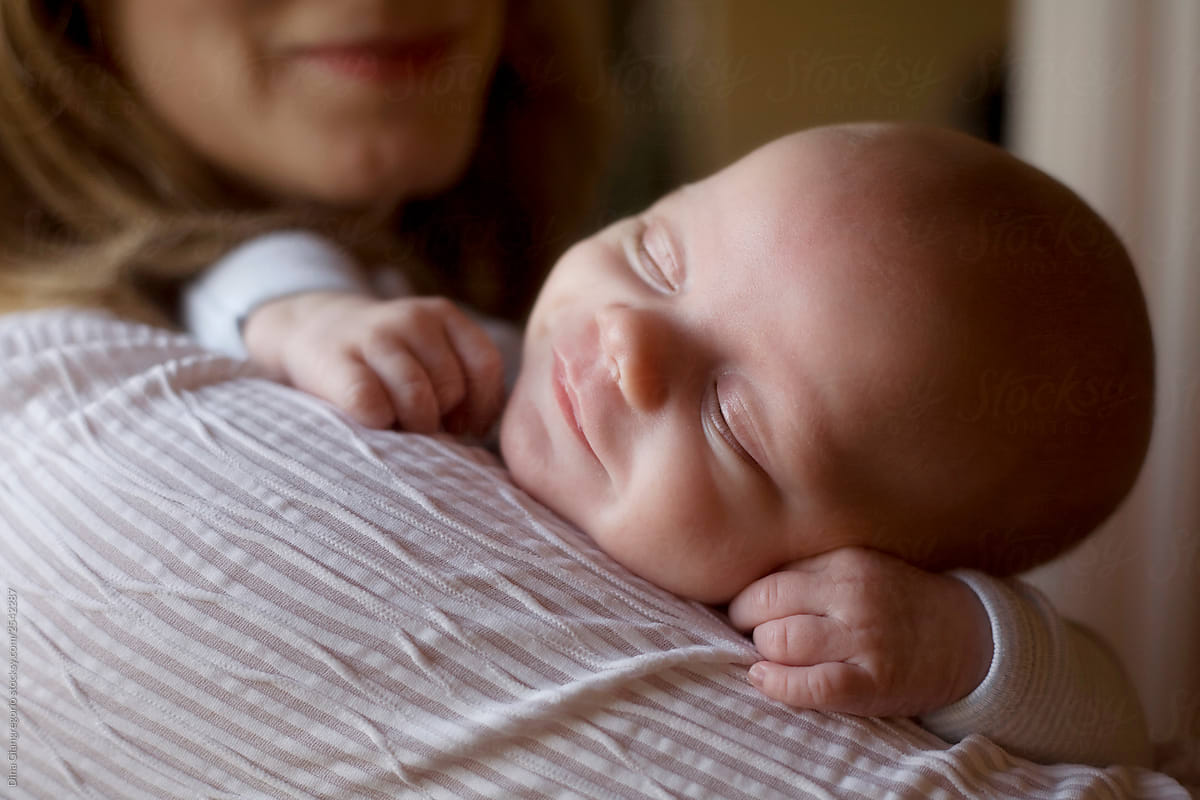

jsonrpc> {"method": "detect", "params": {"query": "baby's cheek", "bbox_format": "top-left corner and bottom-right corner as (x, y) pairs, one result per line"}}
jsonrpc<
(586, 510), (730, 603)
(499, 402), (572, 515)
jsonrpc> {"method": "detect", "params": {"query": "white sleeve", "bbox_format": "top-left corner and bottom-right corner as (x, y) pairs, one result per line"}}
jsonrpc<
(181, 230), (371, 358)
(919, 570), (1153, 767)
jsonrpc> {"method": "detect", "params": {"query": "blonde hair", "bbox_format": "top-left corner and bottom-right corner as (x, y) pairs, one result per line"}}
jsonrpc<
(0, 0), (612, 325)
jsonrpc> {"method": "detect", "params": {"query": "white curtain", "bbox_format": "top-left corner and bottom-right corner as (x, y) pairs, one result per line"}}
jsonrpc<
(1011, 0), (1200, 746)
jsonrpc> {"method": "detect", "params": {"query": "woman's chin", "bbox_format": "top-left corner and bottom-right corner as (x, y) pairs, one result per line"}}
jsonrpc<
(284, 133), (475, 209)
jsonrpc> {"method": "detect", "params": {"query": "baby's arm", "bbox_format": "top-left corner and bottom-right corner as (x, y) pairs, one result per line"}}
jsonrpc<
(728, 547), (1151, 767)
(183, 231), (504, 434)
(183, 230), (373, 358)
(917, 571), (1151, 767)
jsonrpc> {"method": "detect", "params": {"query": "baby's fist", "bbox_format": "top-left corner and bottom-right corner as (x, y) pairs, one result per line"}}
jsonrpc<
(727, 547), (993, 718)
(245, 292), (505, 434)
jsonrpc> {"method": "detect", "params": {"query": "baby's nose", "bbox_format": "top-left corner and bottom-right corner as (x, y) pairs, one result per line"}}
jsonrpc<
(595, 303), (673, 411)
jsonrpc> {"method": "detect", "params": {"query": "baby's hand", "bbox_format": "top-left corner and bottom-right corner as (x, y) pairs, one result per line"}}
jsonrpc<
(727, 547), (993, 718)
(243, 292), (504, 433)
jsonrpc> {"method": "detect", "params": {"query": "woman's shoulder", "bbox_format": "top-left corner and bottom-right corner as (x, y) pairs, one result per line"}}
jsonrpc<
(0, 307), (195, 357)
(0, 307), (251, 418)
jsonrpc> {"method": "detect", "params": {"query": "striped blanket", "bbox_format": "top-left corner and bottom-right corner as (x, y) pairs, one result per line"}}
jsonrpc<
(0, 310), (1187, 799)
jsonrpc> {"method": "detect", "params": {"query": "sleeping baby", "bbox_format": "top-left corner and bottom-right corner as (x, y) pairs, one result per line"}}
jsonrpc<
(184, 123), (1155, 766)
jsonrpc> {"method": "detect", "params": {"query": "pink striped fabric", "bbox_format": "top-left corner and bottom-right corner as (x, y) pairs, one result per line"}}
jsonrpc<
(0, 310), (1188, 799)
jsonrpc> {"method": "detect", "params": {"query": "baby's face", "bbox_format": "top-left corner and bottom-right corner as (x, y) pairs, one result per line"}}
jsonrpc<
(500, 128), (955, 604)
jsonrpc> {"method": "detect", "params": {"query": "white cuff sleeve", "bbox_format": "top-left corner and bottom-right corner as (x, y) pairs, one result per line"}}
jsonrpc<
(182, 230), (370, 358)
(919, 570), (1151, 767)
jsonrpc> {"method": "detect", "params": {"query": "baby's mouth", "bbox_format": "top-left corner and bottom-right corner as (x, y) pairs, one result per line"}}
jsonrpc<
(552, 349), (600, 465)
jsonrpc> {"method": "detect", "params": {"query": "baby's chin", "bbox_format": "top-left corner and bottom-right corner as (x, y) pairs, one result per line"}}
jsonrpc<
(580, 526), (751, 606)
(498, 400), (746, 604)
(497, 409), (573, 516)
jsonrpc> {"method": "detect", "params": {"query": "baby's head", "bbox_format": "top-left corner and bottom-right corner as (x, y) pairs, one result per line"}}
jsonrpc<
(500, 123), (1153, 604)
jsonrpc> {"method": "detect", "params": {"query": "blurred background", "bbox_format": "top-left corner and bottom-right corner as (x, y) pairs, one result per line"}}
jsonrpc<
(598, 0), (1009, 216)
(594, 0), (1199, 755)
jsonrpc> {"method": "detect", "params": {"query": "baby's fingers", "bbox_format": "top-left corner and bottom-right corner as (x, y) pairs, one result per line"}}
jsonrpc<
(439, 310), (505, 435)
(360, 345), (443, 433)
(748, 661), (879, 715)
(365, 301), (468, 423)
(752, 615), (852, 666)
(728, 568), (825, 631)
(291, 353), (398, 429)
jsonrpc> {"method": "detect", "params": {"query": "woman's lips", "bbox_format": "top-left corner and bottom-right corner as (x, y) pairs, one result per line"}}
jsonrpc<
(553, 350), (599, 463)
(289, 34), (456, 83)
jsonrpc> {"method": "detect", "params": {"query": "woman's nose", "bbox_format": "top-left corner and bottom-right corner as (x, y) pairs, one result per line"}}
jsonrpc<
(595, 303), (672, 411)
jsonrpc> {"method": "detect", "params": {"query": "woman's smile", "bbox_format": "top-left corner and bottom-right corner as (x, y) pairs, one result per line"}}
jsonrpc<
(285, 31), (463, 86)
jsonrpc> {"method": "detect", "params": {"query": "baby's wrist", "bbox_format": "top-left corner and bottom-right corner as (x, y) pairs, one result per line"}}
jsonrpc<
(241, 294), (297, 377)
(242, 291), (363, 377)
(944, 574), (994, 704)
